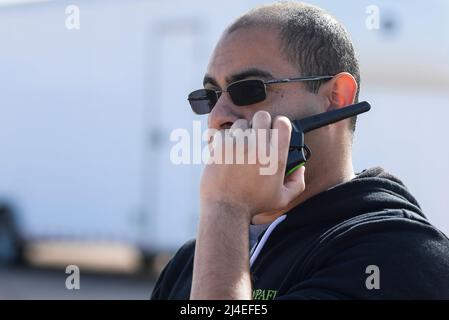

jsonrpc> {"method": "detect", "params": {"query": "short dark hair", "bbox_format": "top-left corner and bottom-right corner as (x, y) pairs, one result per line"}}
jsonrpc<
(225, 1), (361, 132)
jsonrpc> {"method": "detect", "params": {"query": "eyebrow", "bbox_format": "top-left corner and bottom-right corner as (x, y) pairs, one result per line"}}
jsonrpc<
(203, 68), (274, 88)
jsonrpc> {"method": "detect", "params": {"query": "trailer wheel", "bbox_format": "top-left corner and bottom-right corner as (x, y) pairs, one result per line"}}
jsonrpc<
(139, 252), (156, 275)
(0, 204), (23, 265)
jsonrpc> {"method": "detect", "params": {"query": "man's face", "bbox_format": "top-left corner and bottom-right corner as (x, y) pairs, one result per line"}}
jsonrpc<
(203, 26), (342, 190)
(205, 26), (326, 130)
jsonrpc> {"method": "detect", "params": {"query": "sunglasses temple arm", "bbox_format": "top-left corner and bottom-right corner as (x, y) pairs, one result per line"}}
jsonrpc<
(265, 76), (334, 84)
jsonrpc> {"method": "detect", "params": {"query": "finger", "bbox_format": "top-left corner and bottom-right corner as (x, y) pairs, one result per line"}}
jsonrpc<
(252, 111), (271, 130)
(271, 116), (292, 170)
(252, 111), (272, 156)
(205, 128), (219, 153)
(228, 119), (250, 157)
(229, 119), (250, 150)
(230, 118), (249, 130)
(211, 129), (225, 146)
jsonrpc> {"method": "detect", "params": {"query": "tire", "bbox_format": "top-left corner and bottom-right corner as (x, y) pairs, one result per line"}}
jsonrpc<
(0, 204), (24, 265)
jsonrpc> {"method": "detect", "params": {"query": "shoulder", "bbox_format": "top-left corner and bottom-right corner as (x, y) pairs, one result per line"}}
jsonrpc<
(300, 209), (449, 298)
(324, 209), (447, 246)
(313, 209), (449, 262)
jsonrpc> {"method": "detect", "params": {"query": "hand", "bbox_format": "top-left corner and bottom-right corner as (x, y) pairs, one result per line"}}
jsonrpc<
(200, 110), (306, 218)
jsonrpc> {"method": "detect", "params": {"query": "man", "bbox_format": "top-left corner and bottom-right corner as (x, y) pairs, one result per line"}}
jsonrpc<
(151, 2), (449, 299)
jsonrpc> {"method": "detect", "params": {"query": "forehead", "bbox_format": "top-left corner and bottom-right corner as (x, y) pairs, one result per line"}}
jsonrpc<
(206, 26), (298, 84)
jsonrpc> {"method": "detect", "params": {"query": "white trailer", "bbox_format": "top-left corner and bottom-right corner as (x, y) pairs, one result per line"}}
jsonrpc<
(0, 0), (448, 264)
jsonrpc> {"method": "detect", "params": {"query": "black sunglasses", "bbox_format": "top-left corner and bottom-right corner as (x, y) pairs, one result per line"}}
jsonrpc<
(187, 75), (334, 115)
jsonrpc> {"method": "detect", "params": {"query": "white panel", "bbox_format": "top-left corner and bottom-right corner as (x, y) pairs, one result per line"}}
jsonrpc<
(354, 86), (449, 235)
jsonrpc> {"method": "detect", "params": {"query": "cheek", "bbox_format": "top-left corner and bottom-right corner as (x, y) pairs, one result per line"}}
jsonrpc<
(240, 88), (302, 121)
(268, 89), (302, 119)
(262, 88), (286, 112)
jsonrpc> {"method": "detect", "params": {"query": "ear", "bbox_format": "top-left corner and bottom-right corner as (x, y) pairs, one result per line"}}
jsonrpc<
(322, 72), (358, 110)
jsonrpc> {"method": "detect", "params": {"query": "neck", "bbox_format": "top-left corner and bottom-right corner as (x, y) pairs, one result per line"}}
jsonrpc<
(251, 157), (355, 225)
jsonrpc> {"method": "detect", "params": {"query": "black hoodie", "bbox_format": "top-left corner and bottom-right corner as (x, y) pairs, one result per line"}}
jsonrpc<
(151, 167), (449, 299)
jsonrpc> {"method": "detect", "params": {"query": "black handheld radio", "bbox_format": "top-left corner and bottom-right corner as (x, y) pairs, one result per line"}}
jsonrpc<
(285, 101), (371, 175)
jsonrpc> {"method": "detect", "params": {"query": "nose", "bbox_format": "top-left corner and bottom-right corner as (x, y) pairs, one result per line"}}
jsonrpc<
(207, 93), (240, 130)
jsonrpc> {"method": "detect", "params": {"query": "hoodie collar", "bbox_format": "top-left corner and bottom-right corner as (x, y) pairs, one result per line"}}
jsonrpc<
(279, 167), (424, 231)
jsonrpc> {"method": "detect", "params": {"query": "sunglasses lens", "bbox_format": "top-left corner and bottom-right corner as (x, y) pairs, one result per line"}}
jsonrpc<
(228, 79), (266, 106)
(188, 89), (218, 114)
